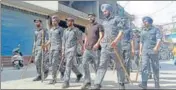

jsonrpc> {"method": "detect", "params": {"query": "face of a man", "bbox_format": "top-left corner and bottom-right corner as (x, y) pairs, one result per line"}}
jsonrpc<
(52, 19), (59, 26)
(35, 21), (41, 28)
(103, 10), (110, 17)
(143, 20), (150, 27)
(88, 15), (95, 23)
(67, 20), (73, 27)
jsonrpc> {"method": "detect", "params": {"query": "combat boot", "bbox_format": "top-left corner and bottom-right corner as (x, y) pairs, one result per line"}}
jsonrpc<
(60, 72), (64, 80)
(81, 82), (91, 89)
(62, 82), (69, 89)
(148, 74), (152, 79)
(75, 74), (83, 82)
(33, 75), (41, 81)
(49, 79), (57, 84)
(138, 82), (147, 89)
(91, 84), (101, 90)
(119, 83), (125, 89)
(44, 70), (49, 79)
(155, 82), (160, 89)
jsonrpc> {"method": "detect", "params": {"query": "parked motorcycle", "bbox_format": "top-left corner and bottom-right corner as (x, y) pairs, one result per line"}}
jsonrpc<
(11, 44), (24, 70)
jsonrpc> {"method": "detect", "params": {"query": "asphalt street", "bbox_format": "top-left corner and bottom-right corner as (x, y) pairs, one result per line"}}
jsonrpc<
(1, 60), (176, 89)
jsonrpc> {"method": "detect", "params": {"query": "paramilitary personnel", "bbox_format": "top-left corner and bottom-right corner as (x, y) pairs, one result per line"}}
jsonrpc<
(62, 17), (83, 88)
(46, 15), (65, 84)
(139, 16), (162, 89)
(92, 4), (127, 89)
(33, 19), (49, 81)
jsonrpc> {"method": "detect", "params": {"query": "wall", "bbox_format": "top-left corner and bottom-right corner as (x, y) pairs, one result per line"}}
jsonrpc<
(1, 4), (47, 56)
(59, 1), (97, 15)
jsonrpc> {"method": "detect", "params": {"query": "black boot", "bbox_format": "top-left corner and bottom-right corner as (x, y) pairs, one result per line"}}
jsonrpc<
(138, 82), (147, 89)
(81, 82), (91, 89)
(155, 82), (160, 89)
(124, 78), (129, 84)
(60, 72), (64, 80)
(75, 74), (83, 82)
(44, 70), (49, 79)
(62, 82), (69, 89)
(91, 84), (101, 90)
(33, 76), (41, 81)
(119, 83), (125, 89)
(148, 74), (152, 79)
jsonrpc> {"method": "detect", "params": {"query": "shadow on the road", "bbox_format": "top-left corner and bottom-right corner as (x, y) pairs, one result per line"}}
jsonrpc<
(1, 68), (37, 82)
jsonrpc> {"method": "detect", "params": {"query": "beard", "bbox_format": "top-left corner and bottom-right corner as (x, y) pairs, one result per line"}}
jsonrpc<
(105, 13), (111, 18)
(90, 20), (95, 24)
(36, 24), (41, 28)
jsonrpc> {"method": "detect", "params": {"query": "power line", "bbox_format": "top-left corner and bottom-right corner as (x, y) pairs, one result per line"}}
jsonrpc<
(149, 1), (174, 16)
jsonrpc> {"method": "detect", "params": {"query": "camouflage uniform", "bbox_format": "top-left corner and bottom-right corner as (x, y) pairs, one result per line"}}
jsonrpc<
(62, 27), (82, 86)
(33, 28), (49, 80)
(49, 26), (65, 82)
(140, 25), (162, 89)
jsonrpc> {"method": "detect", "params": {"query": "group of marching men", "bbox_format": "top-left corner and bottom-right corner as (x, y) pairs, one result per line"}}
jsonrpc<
(32, 4), (162, 89)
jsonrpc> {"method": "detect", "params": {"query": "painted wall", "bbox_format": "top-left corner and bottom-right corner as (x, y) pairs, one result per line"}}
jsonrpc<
(1, 5), (47, 56)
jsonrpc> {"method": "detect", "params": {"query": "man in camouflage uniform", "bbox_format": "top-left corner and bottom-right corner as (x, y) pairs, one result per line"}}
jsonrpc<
(92, 4), (127, 89)
(121, 20), (134, 83)
(62, 17), (83, 88)
(76, 30), (84, 73)
(45, 15), (65, 84)
(133, 29), (140, 68)
(139, 16), (162, 89)
(33, 19), (49, 81)
(81, 13), (104, 89)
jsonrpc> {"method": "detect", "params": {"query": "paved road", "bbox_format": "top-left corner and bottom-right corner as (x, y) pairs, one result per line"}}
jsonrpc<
(1, 60), (176, 89)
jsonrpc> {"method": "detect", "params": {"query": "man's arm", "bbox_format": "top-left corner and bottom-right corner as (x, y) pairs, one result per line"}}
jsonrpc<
(33, 31), (37, 53)
(84, 35), (88, 50)
(45, 30), (51, 49)
(97, 32), (104, 45)
(154, 28), (162, 52)
(130, 30), (134, 55)
(114, 17), (126, 43)
(131, 39), (135, 55)
(77, 30), (84, 49)
(114, 31), (123, 43)
(93, 24), (104, 49)
(62, 29), (66, 54)
(97, 25), (104, 45)
(139, 31), (144, 55)
(44, 29), (50, 51)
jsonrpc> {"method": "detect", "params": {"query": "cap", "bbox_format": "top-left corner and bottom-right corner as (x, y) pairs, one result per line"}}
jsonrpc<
(51, 15), (60, 22)
(65, 17), (74, 22)
(52, 15), (59, 20)
(34, 19), (42, 23)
